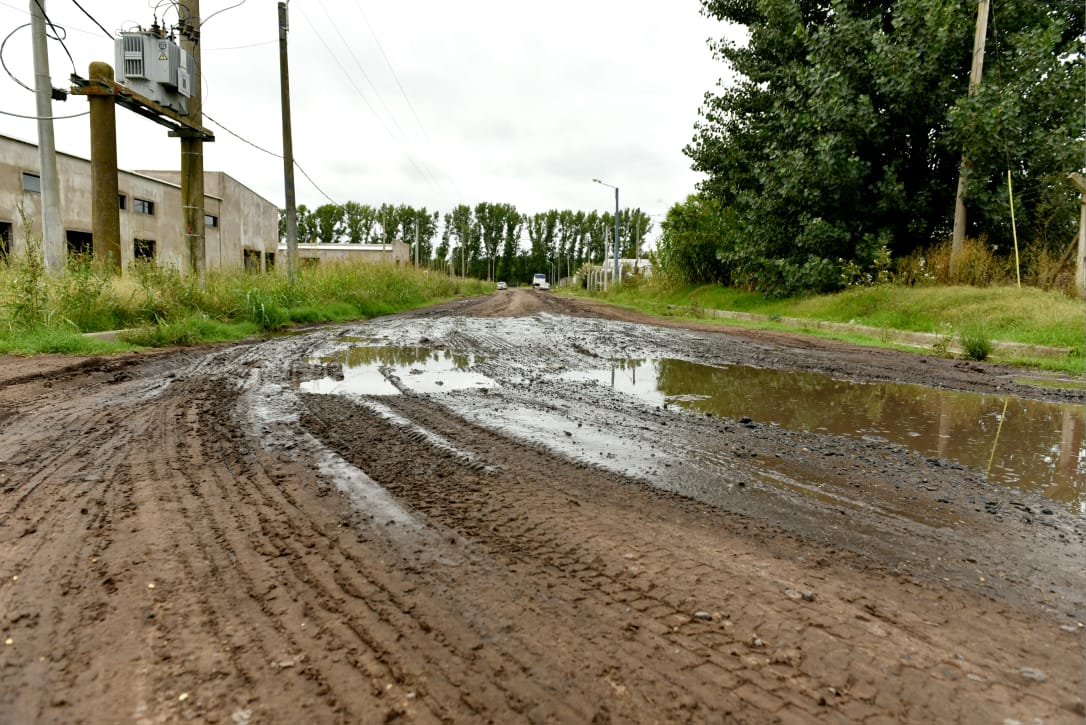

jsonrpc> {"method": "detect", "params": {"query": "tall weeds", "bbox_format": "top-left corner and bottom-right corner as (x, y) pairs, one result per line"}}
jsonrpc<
(0, 254), (475, 351)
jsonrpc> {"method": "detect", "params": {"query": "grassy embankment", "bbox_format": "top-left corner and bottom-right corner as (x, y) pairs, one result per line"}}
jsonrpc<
(567, 279), (1085, 375)
(0, 253), (487, 355)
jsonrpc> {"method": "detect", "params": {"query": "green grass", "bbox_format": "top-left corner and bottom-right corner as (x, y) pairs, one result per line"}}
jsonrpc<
(0, 256), (488, 355)
(0, 326), (131, 355)
(567, 280), (1085, 374)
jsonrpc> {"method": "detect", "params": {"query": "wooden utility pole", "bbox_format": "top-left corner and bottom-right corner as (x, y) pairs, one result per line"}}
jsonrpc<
(29, 0), (63, 271)
(178, 1), (205, 281)
(278, 1), (298, 282)
(949, 0), (990, 278)
(88, 62), (120, 272)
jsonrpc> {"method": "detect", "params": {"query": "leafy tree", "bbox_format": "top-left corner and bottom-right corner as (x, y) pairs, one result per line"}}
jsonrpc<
(342, 202), (377, 244)
(475, 202), (519, 280)
(312, 204), (345, 244)
(688, 0), (1083, 294)
(657, 195), (729, 284)
(403, 208), (440, 266)
(445, 205), (475, 276)
(497, 209), (523, 283)
(296, 205), (319, 244)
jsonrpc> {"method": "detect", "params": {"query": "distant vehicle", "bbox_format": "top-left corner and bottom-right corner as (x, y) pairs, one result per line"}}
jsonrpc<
(532, 273), (547, 288)
(539, 280), (551, 291)
(496, 281), (507, 290)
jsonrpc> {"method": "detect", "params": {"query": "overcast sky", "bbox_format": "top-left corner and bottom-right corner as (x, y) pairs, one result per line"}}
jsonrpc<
(1, 1), (739, 238)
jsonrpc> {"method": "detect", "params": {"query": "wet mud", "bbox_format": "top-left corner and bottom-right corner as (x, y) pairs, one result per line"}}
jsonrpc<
(0, 289), (1083, 723)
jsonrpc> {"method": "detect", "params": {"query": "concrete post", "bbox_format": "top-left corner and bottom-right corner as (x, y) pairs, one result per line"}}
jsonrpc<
(950, 0), (990, 278)
(1077, 192), (1085, 298)
(278, 1), (298, 282)
(88, 62), (121, 273)
(29, 0), (64, 271)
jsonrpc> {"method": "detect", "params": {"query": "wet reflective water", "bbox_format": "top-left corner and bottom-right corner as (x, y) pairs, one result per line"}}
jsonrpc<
(300, 346), (494, 396)
(565, 359), (1086, 510)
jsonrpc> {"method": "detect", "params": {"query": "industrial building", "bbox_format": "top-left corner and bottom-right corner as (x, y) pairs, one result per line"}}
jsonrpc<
(282, 241), (413, 268)
(0, 133), (278, 273)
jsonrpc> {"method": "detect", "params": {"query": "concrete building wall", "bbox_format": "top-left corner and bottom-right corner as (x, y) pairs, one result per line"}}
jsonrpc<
(138, 170), (279, 272)
(281, 242), (412, 268)
(0, 134), (276, 273)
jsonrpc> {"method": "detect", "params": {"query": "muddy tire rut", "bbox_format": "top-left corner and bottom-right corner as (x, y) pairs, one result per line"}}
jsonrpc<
(0, 291), (1083, 723)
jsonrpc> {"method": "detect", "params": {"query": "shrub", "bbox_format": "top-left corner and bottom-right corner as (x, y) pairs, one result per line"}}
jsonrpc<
(960, 329), (993, 361)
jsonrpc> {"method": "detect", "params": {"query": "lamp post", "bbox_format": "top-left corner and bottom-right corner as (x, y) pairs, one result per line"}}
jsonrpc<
(592, 178), (620, 285)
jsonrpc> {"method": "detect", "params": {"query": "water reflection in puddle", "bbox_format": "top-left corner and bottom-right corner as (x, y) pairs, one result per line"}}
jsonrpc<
(564, 359), (1085, 510)
(300, 346), (494, 396)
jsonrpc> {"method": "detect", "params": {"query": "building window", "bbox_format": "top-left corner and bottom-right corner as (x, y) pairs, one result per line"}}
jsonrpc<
(205, 214), (219, 228)
(22, 172), (41, 193)
(118, 194), (127, 211)
(265, 252), (275, 270)
(243, 248), (261, 273)
(65, 230), (92, 257)
(133, 198), (155, 215)
(0, 221), (11, 260)
(134, 239), (155, 260)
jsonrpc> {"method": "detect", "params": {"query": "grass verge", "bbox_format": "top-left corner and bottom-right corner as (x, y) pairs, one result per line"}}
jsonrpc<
(0, 258), (488, 355)
(566, 280), (1085, 375)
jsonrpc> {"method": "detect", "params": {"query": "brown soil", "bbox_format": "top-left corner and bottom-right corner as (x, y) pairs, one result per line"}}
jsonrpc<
(1, 289), (1082, 724)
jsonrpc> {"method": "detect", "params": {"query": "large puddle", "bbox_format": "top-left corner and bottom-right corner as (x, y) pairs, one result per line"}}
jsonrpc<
(302, 346), (1085, 512)
(300, 346), (494, 396)
(564, 359), (1085, 511)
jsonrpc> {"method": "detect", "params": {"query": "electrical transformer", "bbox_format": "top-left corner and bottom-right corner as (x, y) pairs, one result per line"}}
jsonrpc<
(114, 31), (194, 115)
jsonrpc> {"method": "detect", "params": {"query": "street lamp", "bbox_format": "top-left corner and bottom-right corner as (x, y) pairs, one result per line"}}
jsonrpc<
(592, 178), (620, 286)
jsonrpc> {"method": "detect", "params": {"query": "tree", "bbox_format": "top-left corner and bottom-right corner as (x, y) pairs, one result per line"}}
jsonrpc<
(688, 0), (1084, 294)
(342, 202), (377, 244)
(475, 202), (518, 280)
(295, 204), (318, 244)
(404, 208), (440, 266)
(497, 209), (523, 283)
(312, 204), (345, 244)
(656, 194), (729, 284)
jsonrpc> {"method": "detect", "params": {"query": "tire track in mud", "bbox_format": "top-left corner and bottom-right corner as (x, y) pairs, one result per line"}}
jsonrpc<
(1, 298), (1083, 724)
(298, 389), (1086, 723)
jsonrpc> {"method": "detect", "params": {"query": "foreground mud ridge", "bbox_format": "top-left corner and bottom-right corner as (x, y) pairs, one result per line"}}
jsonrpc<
(1, 290), (1083, 723)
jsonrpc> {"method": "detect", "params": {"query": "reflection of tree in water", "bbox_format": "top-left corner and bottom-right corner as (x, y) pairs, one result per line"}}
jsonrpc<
(332, 346), (478, 370)
(652, 359), (1084, 507)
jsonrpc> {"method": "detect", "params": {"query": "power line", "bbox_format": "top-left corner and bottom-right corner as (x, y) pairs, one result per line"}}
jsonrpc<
(348, 0), (464, 203)
(296, 0), (448, 202)
(204, 111), (341, 207)
(68, 0), (113, 39)
(204, 39), (276, 51)
(0, 106), (86, 118)
(30, 0), (75, 73)
(201, 0), (246, 26)
(0, 107), (87, 119)
(1, 24), (33, 92)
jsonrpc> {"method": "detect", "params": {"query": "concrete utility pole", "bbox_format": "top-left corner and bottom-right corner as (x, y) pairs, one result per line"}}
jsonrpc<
(88, 62), (120, 272)
(414, 221), (419, 268)
(179, 0), (206, 281)
(1069, 173), (1086, 298)
(29, 0), (63, 271)
(278, 1), (298, 282)
(592, 178), (620, 285)
(950, 0), (990, 277)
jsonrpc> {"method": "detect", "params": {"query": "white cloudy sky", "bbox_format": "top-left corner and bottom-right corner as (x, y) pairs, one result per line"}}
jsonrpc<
(1, 1), (739, 235)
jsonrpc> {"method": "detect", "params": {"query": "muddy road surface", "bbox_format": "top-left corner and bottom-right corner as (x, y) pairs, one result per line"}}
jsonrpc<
(1, 289), (1083, 724)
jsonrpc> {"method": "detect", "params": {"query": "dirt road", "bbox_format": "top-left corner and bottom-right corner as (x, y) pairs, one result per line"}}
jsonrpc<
(1, 289), (1083, 723)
